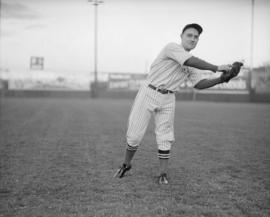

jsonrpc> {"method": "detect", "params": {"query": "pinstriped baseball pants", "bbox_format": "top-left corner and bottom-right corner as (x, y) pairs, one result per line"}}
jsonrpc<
(126, 82), (175, 155)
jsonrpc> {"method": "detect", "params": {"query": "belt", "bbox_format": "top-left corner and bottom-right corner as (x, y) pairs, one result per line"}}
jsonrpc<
(148, 84), (174, 94)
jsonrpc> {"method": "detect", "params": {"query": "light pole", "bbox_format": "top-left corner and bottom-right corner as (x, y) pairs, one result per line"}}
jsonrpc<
(89, 0), (103, 97)
(249, 0), (254, 98)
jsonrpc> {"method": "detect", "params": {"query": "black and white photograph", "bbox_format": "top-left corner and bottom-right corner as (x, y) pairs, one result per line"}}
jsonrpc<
(0, 0), (270, 216)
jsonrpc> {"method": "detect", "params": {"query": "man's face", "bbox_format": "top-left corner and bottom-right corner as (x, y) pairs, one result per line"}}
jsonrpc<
(181, 28), (200, 51)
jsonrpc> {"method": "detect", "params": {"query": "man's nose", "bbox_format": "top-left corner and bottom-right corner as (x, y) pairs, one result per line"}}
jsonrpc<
(191, 37), (196, 42)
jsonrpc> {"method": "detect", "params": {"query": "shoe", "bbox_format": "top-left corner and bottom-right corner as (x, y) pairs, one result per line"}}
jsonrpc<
(158, 173), (169, 185)
(113, 164), (132, 178)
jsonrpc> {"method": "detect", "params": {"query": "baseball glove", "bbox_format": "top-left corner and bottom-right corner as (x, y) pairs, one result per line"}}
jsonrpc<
(221, 62), (243, 83)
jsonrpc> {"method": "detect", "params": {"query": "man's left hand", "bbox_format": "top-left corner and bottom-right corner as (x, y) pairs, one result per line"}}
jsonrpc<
(220, 62), (243, 83)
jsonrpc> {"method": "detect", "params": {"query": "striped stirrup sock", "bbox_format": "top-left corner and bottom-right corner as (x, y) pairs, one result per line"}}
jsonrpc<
(158, 149), (170, 159)
(126, 143), (138, 152)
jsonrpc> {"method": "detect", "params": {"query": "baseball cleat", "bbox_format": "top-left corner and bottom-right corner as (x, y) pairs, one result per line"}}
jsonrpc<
(158, 173), (169, 185)
(113, 164), (132, 178)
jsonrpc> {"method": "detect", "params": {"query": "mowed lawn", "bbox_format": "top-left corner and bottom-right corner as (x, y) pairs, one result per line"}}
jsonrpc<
(0, 97), (269, 217)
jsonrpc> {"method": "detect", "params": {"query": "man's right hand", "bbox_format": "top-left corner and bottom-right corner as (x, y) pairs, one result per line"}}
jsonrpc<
(217, 64), (232, 72)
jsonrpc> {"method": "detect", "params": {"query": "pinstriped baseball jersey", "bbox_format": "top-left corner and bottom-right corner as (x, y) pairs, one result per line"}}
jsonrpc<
(146, 42), (205, 92)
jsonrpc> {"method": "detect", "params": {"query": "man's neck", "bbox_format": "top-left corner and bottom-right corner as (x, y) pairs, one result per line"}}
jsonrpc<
(180, 43), (191, 52)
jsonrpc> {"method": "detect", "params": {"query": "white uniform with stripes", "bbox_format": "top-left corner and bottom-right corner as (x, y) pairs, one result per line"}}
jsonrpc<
(126, 42), (205, 158)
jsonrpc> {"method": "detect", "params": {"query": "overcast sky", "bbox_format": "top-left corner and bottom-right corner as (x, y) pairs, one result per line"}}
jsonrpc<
(1, 0), (270, 77)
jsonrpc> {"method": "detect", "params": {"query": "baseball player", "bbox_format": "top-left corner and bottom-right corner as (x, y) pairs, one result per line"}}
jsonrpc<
(114, 23), (242, 184)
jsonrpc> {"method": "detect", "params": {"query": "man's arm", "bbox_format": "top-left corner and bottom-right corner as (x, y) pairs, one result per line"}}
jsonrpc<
(184, 56), (230, 73)
(194, 77), (223, 90)
(194, 61), (243, 89)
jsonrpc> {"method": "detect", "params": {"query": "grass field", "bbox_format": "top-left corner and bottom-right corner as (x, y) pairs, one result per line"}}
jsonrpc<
(0, 98), (269, 217)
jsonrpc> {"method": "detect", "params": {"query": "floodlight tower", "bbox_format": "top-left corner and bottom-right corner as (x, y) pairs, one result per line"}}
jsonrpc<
(89, 0), (103, 97)
(249, 0), (254, 95)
